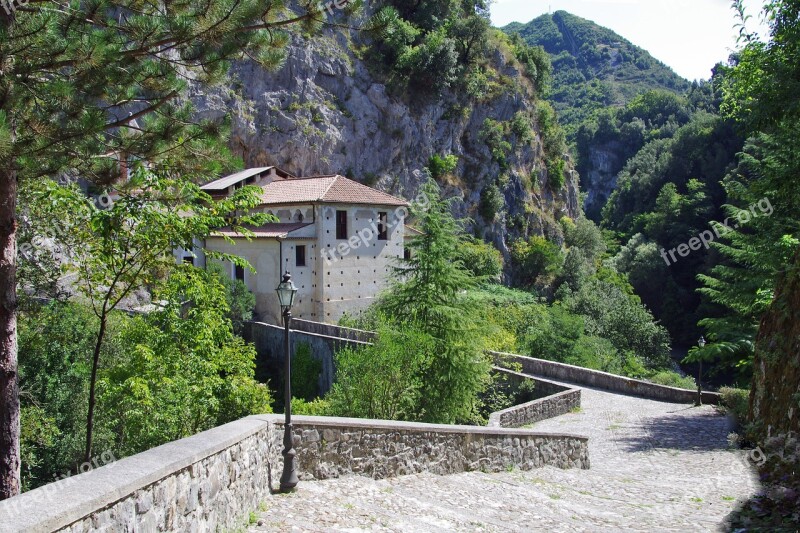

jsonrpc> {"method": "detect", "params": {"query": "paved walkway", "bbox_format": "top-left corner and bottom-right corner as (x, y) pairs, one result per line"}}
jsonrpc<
(250, 384), (759, 532)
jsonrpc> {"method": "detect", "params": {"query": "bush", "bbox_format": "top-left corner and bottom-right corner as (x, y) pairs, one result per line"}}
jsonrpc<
(720, 387), (751, 424)
(510, 111), (534, 144)
(208, 262), (256, 334)
(291, 397), (331, 416)
(510, 235), (564, 289)
(547, 158), (566, 189)
(427, 153), (458, 180)
(325, 326), (431, 421)
(480, 118), (512, 169)
(479, 184), (504, 221)
(456, 238), (503, 280)
(645, 371), (697, 390)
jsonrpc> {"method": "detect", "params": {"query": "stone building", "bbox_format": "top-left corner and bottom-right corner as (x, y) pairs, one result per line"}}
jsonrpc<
(177, 167), (409, 324)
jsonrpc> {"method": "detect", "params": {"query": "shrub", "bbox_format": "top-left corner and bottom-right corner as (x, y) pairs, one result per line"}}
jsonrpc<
(479, 184), (504, 221)
(510, 235), (564, 289)
(510, 111), (534, 144)
(456, 238), (503, 280)
(480, 118), (511, 169)
(646, 371), (697, 390)
(547, 158), (566, 189)
(208, 262), (256, 335)
(427, 153), (458, 180)
(325, 326), (431, 421)
(720, 387), (751, 424)
(291, 397), (331, 416)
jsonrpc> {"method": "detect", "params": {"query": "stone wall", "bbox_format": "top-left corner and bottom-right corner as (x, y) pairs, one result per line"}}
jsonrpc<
(488, 368), (582, 428)
(0, 415), (588, 533)
(493, 352), (721, 405)
(272, 416), (589, 480)
(0, 417), (275, 533)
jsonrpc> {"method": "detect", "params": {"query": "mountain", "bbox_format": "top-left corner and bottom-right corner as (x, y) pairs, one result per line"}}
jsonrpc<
(192, 19), (580, 264)
(503, 11), (690, 139)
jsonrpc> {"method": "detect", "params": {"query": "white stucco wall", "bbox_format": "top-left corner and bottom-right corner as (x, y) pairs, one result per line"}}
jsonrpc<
(316, 204), (405, 323)
(203, 203), (405, 325)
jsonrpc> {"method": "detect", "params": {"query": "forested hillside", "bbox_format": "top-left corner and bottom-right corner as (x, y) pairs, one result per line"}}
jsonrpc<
(503, 11), (689, 139)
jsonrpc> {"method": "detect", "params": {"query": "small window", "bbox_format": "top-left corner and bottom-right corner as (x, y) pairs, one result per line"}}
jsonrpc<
(234, 264), (245, 282)
(404, 248), (411, 261)
(336, 210), (348, 240)
(296, 245), (306, 267)
(183, 256), (194, 266)
(378, 212), (388, 240)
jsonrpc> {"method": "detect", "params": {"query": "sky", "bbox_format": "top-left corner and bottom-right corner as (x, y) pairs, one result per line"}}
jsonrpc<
(490, 0), (770, 81)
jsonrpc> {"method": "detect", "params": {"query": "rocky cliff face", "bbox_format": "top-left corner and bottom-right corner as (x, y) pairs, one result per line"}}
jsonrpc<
(192, 27), (580, 257)
(582, 141), (623, 220)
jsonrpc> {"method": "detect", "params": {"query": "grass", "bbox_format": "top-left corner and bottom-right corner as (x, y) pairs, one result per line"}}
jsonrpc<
(248, 511), (258, 525)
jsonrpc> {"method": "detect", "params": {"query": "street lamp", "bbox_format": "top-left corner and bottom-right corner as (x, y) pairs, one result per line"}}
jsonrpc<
(695, 336), (706, 407)
(276, 271), (298, 492)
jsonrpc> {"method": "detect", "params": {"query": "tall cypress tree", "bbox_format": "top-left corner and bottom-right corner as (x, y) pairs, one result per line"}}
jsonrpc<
(0, 0), (323, 499)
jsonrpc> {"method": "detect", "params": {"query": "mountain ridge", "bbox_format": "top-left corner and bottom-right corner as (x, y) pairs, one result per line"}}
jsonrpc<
(503, 10), (690, 138)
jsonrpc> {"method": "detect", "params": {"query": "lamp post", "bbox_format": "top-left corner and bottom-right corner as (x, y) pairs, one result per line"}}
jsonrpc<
(695, 336), (705, 407)
(276, 271), (298, 492)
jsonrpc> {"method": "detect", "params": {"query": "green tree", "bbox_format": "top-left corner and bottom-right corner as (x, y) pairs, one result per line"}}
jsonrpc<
(28, 170), (268, 464)
(510, 235), (564, 291)
(377, 178), (490, 424)
(0, 0), (319, 498)
(208, 263), (257, 335)
(100, 267), (271, 455)
(456, 238), (504, 280)
(326, 325), (431, 421)
(17, 301), (123, 490)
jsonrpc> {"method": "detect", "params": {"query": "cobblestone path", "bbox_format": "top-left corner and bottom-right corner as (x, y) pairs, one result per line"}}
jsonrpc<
(250, 384), (758, 532)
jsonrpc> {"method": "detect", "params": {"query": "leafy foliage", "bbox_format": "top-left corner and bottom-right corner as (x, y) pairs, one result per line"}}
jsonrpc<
(99, 268), (272, 456)
(325, 325), (431, 421)
(455, 238), (504, 280)
(510, 235), (564, 292)
(369, 1), (490, 94)
(426, 154), (459, 180)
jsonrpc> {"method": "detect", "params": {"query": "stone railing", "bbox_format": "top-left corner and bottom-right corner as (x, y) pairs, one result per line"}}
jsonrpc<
(0, 415), (588, 533)
(488, 368), (581, 428)
(492, 352), (721, 405)
(243, 321), (370, 395)
(290, 319), (377, 343)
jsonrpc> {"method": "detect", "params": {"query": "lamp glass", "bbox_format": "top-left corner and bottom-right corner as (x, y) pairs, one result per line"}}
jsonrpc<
(698, 336), (706, 348)
(276, 272), (298, 311)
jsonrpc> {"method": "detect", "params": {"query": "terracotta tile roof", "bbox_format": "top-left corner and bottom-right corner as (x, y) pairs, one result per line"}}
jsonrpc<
(212, 223), (312, 239)
(260, 175), (408, 207)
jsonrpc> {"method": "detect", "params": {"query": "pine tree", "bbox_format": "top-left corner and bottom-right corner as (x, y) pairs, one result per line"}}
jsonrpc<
(378, 177), (490, 424)
(0, 0), (323, 499)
